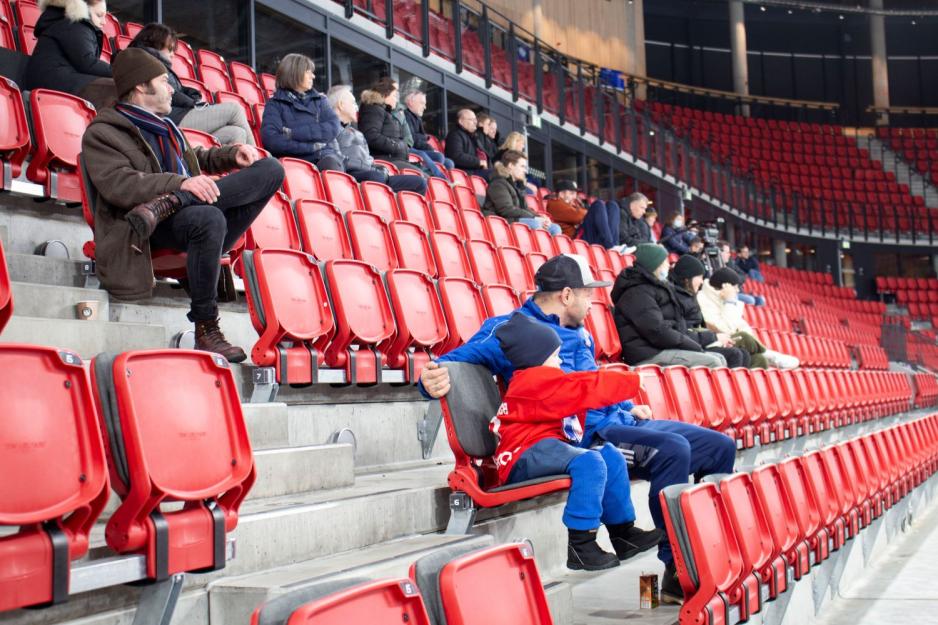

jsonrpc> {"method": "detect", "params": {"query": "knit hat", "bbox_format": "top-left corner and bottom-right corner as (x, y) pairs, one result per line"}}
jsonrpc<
(495, 313), (562, 370)
(633, 243), (669, 273)
(710, 267), (743, 289)
(112, 48), (168, 99)
(671, 254), (706, 283)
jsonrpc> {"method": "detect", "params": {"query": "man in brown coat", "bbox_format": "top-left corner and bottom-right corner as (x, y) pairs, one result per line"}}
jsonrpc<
(81, 47), (284, 362)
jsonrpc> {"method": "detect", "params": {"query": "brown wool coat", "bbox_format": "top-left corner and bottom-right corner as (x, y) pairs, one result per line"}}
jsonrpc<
(80, 107), (240, 299)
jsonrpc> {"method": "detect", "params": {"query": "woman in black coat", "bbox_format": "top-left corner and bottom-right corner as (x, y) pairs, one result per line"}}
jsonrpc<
(357, 78), (412, 171)
(25, 0), (115, 109)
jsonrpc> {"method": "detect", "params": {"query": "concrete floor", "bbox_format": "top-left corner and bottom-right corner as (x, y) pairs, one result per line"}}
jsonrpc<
(812, 498), (938, 625)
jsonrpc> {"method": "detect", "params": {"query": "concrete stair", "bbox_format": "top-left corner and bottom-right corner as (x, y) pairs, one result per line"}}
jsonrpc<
(863, 135), (938, 207)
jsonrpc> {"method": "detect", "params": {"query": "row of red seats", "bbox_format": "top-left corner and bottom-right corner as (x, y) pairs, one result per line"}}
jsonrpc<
(663, 414), (938, 625)
(908, 302), (938, 321)
(855, 343), (890, 370)
(799, 317), (870, 348)
(742, 304), (792, 334)
(0, 345), (255, 612)
(249, 541), (551, 625)
(755, 329), (852, 369)
(916, 373), (938, 407)
(909, 340), (938, 375)
(877, 127), (938, 185)
(876, 275), (938, 292)
(893, 288), (938, 304)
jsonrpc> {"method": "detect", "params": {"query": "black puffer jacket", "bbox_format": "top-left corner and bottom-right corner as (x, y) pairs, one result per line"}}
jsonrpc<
(444, 126), (483, 170)
(476, 130), (497, 164)
(357, 90), (408, 161)
(129, 45), (204, 125)
(618, 211), (651, 247)
(25, 1), (111, 94)
(611, 264), (703, 365)
(670, 278), (718, 348)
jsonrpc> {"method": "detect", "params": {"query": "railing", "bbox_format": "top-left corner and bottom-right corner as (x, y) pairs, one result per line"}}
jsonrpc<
(867, 106), (938, 128)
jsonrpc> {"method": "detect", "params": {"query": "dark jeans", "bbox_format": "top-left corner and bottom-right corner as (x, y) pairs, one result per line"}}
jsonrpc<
(465, 168), (491, 182)
(348, 167), (427, 194)
(580, 200), (621, 248)
(150, 157), (285, 322)
(708, 346), (750, 368)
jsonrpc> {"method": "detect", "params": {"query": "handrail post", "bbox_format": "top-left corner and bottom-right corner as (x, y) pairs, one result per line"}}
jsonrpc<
(421, 0), (430, 57)
(452, 0), (463, 74)
(613, 95), (622, 153)
(345, 0), (354, 19)
(557, 58), (566, 125)
(577, 62), (586, 135)
(481, 5), (492, 88)
(534, 40), (543, 114)
(385, 0), (394, 39)
(597, 89), (605, 145)
(509, 23), (518, 102)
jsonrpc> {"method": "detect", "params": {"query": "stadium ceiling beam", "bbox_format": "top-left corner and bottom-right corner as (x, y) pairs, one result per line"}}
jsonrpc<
(741, 0), (938, 17)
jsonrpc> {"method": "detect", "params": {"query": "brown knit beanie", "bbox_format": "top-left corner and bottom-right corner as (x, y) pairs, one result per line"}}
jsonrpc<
(112, 48), (168, 99)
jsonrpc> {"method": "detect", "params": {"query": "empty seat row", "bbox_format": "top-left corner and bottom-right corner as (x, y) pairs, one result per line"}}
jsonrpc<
(662, 414), (938, 625)
(754, 329), (852, 369)
(855, 344), (890, 371)
(1, 345), (255, 613)
(915, 373), (938, 408)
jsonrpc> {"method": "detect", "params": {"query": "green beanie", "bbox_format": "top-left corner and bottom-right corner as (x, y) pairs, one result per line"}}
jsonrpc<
(634, 243), (669, 273)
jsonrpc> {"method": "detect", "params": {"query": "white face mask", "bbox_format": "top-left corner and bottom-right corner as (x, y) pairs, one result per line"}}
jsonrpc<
(656, 268), (669, 281)
(673, 218), (684, 228)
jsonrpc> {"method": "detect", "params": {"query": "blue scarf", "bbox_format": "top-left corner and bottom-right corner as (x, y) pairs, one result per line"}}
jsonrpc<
(115, 102), (189, 176)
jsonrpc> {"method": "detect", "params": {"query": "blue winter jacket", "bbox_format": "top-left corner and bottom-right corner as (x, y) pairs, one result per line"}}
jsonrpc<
(261, 88), (342, 163)
(419, 298), (636, 446)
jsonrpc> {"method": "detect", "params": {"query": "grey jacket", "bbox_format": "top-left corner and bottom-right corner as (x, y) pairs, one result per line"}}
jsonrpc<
(332, 123), (374, 171)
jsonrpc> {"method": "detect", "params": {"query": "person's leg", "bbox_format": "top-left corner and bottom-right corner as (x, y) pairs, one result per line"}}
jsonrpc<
(547, 223), (562, 236)
(639, 349), (727, 368)
(707, 346), (749, 368)
(347, 167), (388, 184)
(580, 200), (611, 247)
(387, 174), (428, 194)
(606, 201), (621, 247)
(596, 441), (664, 560)
(426, 150), (454, 170)
(316, 154), (346, 172)
(517, 218), (541, 231)
(736, 293), (757, 306)
(409, 149), (447, 178)
(180, 102), (255, 146)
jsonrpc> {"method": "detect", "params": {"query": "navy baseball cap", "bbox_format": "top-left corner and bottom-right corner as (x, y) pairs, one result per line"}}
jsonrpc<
(534, 254), (611, 291)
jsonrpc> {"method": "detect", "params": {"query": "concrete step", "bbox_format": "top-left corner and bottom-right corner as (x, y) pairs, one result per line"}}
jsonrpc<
(242, 402), (291, 449)
(10, 281), (110, 320)
(0, 315), (166, 356)
(250, 444), (355, 500)
(6, 253), (91, 288)
(0, 197), (89, 258)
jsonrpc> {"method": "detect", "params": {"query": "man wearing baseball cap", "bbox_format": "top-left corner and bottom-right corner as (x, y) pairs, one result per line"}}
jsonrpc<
(420, 252), (736, 604)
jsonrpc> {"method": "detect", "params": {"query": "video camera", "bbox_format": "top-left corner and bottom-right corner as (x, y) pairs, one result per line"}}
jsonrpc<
(689, 218), (725, 275)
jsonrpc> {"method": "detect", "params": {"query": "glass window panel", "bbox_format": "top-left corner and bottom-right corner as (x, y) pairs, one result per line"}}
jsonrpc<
(255, 6), (326, 92)
(392, 68), (444, 140)
(162, 0), (250, 62)
(331, 39), (389, 99)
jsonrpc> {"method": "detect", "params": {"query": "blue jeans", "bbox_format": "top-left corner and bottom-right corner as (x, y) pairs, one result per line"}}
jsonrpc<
(738, 292), (766, 307)
(409, 149), (453, 179)
(594, 419), (736, 565)
(508, 439), (635, 530)
(518, 218), (562, 236)
(747, 269), (765, 283)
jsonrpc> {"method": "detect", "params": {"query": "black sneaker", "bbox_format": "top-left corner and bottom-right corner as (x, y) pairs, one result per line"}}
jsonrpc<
(606, 522), (665, 561)
(567, 529), (620, 571)
(660, 563), (684, 605)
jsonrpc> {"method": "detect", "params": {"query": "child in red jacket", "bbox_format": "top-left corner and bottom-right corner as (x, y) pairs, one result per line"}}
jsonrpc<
(492, 313), (663, 571)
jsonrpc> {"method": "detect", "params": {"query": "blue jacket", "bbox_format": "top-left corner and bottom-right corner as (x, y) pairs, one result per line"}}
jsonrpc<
(420, 298), (636, 446)
(261, 88), (342, 162)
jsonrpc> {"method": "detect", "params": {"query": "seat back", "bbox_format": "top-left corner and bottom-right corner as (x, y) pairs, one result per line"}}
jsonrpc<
(437, 278), (488, 354)
(496, 246), (534, 293)
(92, 349), (256, 579)
(0, 237), (10, 333)
(481, 284), (521, 317)
(439, 362), (501, 461)
(182, 127), (220, 150)
(486, 216), (516, 247)
(294, 199), (352, 262)
(431, 201), (466, 237)
(553, 234), (575, 256)
(453, 184), (481, 212)
(398, 191), (434, 232)
(390, 220), (437, 277)
(531, 228), (557, 257)
(431, 231), (474, 280)
(777, 457), (822, 541)
(466, 239), (508, 286)
(718, 473), (776, 577)
(750, 464), (801, 556)
(361, 181), (400, 223)
(281, 157), (324, 201)
(524, 252), (549, 278)
(585, 301), (621, 363)
(0, 76), (30, 178)
(382, 269), (448, 371)
(634, 365), (677, 420)
(427, 177), (456, 204)
(660, 366), (705, 426)
(245, 192), (300, 252)
(688, 367), (730, 430)
(0, 345), (109, 611)
(26, 89), (96, 200)
(460, 209), (492, 243)
(346, 211), (398, 271)
(323, 170), (365, 213)
(510, 223), (536, 254)
(709, 367), (746, 430)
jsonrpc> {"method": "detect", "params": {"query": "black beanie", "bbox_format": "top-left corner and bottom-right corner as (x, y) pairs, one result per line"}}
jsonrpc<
(671, 255), (706, 283)
(710, 267), (743, 289)
(496, 313), (562, 370)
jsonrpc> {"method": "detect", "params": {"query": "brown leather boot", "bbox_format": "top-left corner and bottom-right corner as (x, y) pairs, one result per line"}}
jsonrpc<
(125, 193), (182, 239)
(194, 318), (247, 363)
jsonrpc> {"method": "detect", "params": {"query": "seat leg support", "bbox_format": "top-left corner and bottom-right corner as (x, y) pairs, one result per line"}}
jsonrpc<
(131, 574), (185, 625)
(445, 492), (477, 535)
(250, 367), (279, 403)
(418, 400), (444, 460)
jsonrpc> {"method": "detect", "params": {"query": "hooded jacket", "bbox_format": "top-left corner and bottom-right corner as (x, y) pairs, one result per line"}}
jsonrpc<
(331, 122), (374, 172)
(357, 90), (408, 161)
(25, 0), (111, 94)
(490, 367), (641, 484)
(482, 167), (536, 222)
(697, 281), (755, 336)
(420, 297), (637, 446)
(261, 88), (341, 162)
(611, 264), (703, 365)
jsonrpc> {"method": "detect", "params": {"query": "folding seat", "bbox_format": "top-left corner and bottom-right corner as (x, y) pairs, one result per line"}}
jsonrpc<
(199, 63), (234, 94)
(431, 231), (473, 280)
(437, 362), (570, 532)
(323, 170), (365, 213)
(243, 191), (300, 252)
(397, 190), (434, 232)
(431, 201), (467, 238)
(124, 21), (144, 37)
(0, 16), (13, 51)
(346, 210), (398, 272)
(750, 464), (809, 580)
(552, 234), (575, 256)
(0, 76), (30, 187)
(0, 345), (109, 611)
(448, 168), (471, 188)
(510, 222), (536, 254)
(585, 300), (621, 363)
(466, 239), (508, 287)
(233, 76), (266, 106)
(390, 220), (436, 277)
(634, 365), (678, 420)
(777, 457), (828, 565)
(250, 577), (432, 625)
(688, 367), (733, 435)
(436, 278), (490, 355)
(660, 483), (751, 624)
(731, 368), (763, 447)
(359, 180), (400, 223)
(382, 269), (448, 381)
(427, 177), (456, 204)
(660, 366), (706, 426)
(414, 542), (553, 625)
(453, 184), (481, 212)
(92, 349), (255, 580)
(481, 283), (521, 316)
(531, 228), (557, 257)
(524, 252), (548, 280)
(486, 215), (516, 248)
(470, 175), (488, 197)
(281, 157), (324, 201)
(524, 194), (541, 215)
(496, 246), (534, 293)
(825, 446), (862, 537)
(571, 238), (595, 269)
(608, 250), (626, 274)
(460, 208), (493, 243)
(802, 451), (846, 551)
(26, 89), (95, 202)
(292, 200), (354, 264)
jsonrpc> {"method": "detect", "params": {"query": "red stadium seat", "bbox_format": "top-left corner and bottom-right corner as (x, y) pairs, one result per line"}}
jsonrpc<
(323, 170), (365, 213)
(91, 349), (256, 580)
(323, 259), (397, 383)
(182, 127), (221, 150)
(510, 222), (536, 254)
(431, 201), (466, 237)
(295, 199), (353, 262)
(751, 464), (809, 580)
(453, 184), (481, 212)
(466, 239), (508, 286)
(553, 234), (575, 256)
(0, 238), (10, 333)
(361, 181), (400, 222)
(777, 457), (828, 565)
(460, 209), (493, 243)
(525, 252), (548, 277)
(233, 78), (266, 106)
(437, 278), (488, 354)
(486, 216), (516, 248)
(26, 89), (96, 202)
(260, 73), (276, 97)
(199, 64), (233, 93)
(585, 300), (621, 362)
(382, 269), (448, 381)
(481, 284), (521, 316)
(0, 345), (109, 611)
(390, 220), (437, 277)
(0, 17), (14, 51)
(660, 366), (706, 426)
(431, 230), (474, 280)
(346, 210), (398, 271)
(470, 175), (487, 197)
(244, 191), (300, 252)
(496, 246), (534, 292)
(281, 157), (324, 201)
(531, 228), (557, 256)
(0, 76), (30, 185)
(427, 177), (456, 204)
(124, 22), (144, 37)
(243, 249), (335, 385)
(398, 191), (434, 232)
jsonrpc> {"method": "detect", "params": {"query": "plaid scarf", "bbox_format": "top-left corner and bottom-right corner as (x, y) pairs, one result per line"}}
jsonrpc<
(115, 102), (189, 176)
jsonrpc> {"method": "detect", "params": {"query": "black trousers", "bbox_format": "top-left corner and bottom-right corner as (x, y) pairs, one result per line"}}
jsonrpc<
(150, 157), (285, 321)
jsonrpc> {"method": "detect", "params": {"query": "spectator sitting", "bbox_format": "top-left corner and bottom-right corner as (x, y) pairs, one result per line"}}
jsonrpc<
(687, 235), (704, 257)
(445, 109), (490, 180)
(326, 85), (426, 194)
(491, 312), (662, 570)
(618, 192), (653, 249)
(659, 214), (695, 255)
(670, 256), (753, 368)
(129, 23), (254, 146)
(546, 180), (621, 249)
(644, 208), (659, 242)
(545, 179), (586, 238)
(475, 112), (499, 166)
(81, 48), (284, 362)
(717, 241), (766, 306)
(358, 78), (414, 172)
(697, 268), (800, 370)
(419, 253), (736, 605)
(494, 131), (538, 194)
(734, 245), (765, 283)
(401, 86), (453, 178)
(25, 0), (116, 110)
(483, 150), (560, 235)
(261, 53), (344, 171)
(612, 243), (728, 368)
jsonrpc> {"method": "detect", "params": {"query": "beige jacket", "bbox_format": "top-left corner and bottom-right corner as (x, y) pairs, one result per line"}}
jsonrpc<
(696, 282), (755, 336)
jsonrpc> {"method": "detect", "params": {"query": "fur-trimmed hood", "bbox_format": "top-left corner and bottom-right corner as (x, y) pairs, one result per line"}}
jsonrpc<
(359, 89), (387, 107)
(39, 0), (91, 22)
